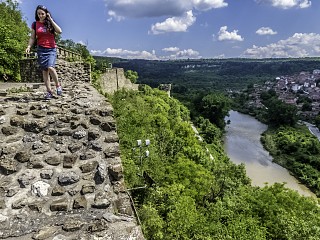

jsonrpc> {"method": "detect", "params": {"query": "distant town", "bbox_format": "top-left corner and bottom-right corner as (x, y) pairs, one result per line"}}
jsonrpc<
(248, 69), (320, 120)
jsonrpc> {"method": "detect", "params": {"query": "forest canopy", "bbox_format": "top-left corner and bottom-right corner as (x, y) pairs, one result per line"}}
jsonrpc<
(0, 0), (29, 80)
(111, 86), (320, 239)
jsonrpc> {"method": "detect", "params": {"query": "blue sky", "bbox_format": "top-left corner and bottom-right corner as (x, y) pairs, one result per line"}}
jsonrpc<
(13, 0), (320, 60)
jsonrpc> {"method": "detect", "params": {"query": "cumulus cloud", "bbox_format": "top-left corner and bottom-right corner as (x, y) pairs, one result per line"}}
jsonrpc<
(149, 10), (196, 34)
(242, 33), (320, 58)
(166, 48), (201, 59)
(91, 47), (201, 60)
(255, 0), (311, 9)
(256, 27), (277, 35)
(91, 48), (158, 60)
(107, 11), (125, 22)
(162, 47), (180, 52)
(217, 26), (244, 41)
(213, 54), (226, 59)
(103, 0), (228, 20)
(193, 0), (228, 10)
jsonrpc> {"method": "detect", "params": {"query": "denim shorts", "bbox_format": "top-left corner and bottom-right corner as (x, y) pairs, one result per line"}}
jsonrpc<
(37, 46), (56, 71)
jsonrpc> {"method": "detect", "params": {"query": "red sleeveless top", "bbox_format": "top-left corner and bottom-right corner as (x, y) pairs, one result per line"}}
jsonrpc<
(32, 21), (56, 48)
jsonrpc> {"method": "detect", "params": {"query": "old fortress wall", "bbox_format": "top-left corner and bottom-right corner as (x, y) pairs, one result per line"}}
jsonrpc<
(0, 49), (144, 239)
(19, 48), (138, 93)
(19, 48), (91, 83)
(100, 67), (139, 93)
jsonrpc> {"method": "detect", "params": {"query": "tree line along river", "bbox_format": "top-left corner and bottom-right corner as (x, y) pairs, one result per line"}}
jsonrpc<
(224, 110), (316, 198)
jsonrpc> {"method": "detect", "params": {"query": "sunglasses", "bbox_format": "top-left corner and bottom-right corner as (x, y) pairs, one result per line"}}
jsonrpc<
(37, 5), (47, 10)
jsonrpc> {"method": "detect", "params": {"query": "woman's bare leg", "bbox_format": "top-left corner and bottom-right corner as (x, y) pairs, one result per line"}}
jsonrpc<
(48, 67), (60, 87)
(42, 69), (52, 92)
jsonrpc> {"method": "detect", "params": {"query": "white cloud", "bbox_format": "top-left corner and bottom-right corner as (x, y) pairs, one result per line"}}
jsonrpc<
(242, 33), (320, 58)
(162, 47), (180, 52)
(149, 10), (196, 34)
(213, 54), (226, 59)
(193, 0), (228, 11)
(167, 48), (201, 59)
(256, 27), (277, 35)
(91, 48), (158, 60)
(298, 0), (312, 8)
(107, 10), (124, 22)
(103, 0), (227, 20)
(255, 0), (311, 9)
(217, 26), (244, 41)
(91, 47), (201, 60)
(161, 47), (201, 59)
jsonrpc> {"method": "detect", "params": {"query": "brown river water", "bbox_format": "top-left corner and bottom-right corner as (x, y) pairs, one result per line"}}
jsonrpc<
(224, 110), (316, 198)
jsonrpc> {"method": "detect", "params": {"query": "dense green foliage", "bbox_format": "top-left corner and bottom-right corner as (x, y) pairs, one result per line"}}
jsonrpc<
(0, 0), (29, 81)
(58, 39), (95, 65)
(315, 115), (320, 129)
(109, 57), (320, 129)
(93, 56), (115, 71)
(194, 116), (222, 144)
(195, 92), (231, 129)
(124, 69), (138, 83)
(111, 87), (320, 239)
(111, 58), (320, 95)
(263, 98), (298, 127)
(233, 88), (298, 126)
(261, 126), (320, 196)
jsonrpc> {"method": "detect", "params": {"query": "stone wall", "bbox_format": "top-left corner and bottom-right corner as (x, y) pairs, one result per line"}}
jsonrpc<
(100, 68), (138, 94)
(0, 81), (144, 239)
(158, 84), (171, 97)
(19, 58), (91, 83)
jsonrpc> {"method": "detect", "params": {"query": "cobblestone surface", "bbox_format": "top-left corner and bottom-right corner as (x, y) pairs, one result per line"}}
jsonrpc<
(0, 81), (144, 239)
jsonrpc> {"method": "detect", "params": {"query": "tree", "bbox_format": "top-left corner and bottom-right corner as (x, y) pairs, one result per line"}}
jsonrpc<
(195, 116), (222, 143)
(125, 70), (138, 83)
(198, 93), (231, 129)
(264, 98), (297, 126)
(112, 87), (320, 240)
(297, 95), (312, 104)
(301, 102), (312, 111)
(260, 89), (277, 101)
(139, 204), (164, 239)
(166, 196), (202, 239)
(58, 39), (95, 66)
(315, 115), (320, 129)
(0, 0), (29, 81)
(93, 56), (112, 72)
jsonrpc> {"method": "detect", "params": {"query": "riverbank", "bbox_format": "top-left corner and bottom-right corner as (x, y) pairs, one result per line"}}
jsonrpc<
(261, 126), (320, 197)
(224, 111), (316, 198)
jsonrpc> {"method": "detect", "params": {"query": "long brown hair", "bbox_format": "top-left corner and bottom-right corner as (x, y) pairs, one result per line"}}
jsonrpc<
(34, 5), (55, 34)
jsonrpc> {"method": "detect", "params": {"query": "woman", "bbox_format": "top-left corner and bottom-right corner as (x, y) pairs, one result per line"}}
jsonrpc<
(26, 5), (62, 99)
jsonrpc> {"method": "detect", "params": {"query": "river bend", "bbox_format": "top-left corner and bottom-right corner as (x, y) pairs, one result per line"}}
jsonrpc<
(224, 110), (315, 197)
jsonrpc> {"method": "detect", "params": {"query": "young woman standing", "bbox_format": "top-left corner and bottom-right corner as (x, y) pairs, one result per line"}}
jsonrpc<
(26, 5), (62, 99)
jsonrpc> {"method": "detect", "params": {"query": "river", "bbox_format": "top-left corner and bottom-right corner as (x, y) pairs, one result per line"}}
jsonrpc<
(224, 110), (315, 197)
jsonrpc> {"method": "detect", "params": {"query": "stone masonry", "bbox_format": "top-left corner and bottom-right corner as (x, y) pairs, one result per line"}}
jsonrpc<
(100, 68), (138, 94)
(0, 81), (144, 239)
(19, 58), (91, 83)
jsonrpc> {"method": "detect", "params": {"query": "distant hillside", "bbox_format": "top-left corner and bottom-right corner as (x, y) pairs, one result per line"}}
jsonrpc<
(95, 57), (320, 94)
